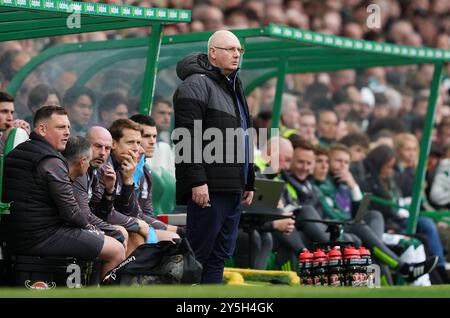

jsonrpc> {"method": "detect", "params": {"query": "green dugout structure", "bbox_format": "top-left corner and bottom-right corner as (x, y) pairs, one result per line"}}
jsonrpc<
(0, 0), (191, 215)
(6, 22), (450, 234)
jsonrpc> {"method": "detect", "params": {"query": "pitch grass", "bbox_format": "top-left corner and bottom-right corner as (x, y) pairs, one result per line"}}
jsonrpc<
(1, 285), (450, 298)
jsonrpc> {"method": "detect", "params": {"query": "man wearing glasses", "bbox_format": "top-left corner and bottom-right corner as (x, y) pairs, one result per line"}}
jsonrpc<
(173, 30), (255, 284)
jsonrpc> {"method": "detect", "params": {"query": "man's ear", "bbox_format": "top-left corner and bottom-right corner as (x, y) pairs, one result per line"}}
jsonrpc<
(79, 156), (86, 170)
(111, 139), (117, 150)
(36, 122), (46, 136)
(209, 47), (216, 61)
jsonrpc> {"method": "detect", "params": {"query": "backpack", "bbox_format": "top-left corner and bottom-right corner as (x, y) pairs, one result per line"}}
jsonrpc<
(103, 238), (202, 285)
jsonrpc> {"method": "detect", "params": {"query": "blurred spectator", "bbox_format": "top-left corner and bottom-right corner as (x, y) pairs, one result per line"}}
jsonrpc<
(224, 6), (259, 29)
(323, 10), (342, 35)
(335, 120), (350, 141)
(246, 87), (261, 117)
(291, 73), (315, 96)
(286, 9), (309, 29)
(192, 4), (224, 31)
(332, 88), (352, 120)
(26, 84), (61, 126)
(394, 133), (420, 197)
(317, 109), (338, 147)
(0, 72), (5, 91)
(0, 41), (22, 55)
(242, 0), (265, 22)
(63, 86), (96, 136)
(55, 71), (78, 96)
(370, 129), (395, 149)
(340, 131), (370, 162)
(330, 70), (356, 92)
(342, 21), (364, 39)
(371, 92), (390, 121)
(151, 97), (173, 144)
(388, 20), (415, 44)
(0, 91), (30, 153)
(298, 109), (318, 145)
(436, 115), (450, 146)
(397, 86), (415, 119)
(429, 142), (450, 209)
(0, 49), (31, 85)
(264, 6), (286, 25)
(411, 115), (427, 142)
(98, 92), (130, 129)
(412, 94), (429, 120)
(311, 96), (334, 114)
(280, 93), (300, 132)
(259, 79), (276, 112)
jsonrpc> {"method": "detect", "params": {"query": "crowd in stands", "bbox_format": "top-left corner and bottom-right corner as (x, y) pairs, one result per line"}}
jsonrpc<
(0, 0), (449, 285)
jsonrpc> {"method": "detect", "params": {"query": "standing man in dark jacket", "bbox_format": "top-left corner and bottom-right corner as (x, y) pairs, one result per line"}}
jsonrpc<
(173, 30), (255, 284)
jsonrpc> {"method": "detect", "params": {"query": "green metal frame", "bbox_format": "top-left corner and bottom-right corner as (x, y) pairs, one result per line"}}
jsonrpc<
(0, 0), (190, 41)
(6, 24), (450, 233)
(407, 63), (444, 233)
(1, 0), (191, 114)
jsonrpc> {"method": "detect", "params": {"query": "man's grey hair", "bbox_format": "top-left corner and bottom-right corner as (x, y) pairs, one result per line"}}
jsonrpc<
(62, 135), (91, 163)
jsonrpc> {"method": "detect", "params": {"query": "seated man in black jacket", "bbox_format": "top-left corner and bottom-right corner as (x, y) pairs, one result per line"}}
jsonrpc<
(1, 106), (125, 279)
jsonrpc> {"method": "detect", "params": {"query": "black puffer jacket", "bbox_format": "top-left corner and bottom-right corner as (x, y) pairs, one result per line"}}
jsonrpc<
(173, 52), (255, 204)
(1, 132), (89, 252)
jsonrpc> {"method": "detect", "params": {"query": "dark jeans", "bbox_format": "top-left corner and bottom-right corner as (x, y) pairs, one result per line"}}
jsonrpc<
(416, 217), (445, 266)
(187, 192), (242, 284)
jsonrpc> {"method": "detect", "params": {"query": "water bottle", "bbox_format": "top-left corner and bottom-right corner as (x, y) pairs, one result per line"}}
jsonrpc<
(312, 248), (328, 286)
(328, 246), (344, 287)
(298, 249), (314, 286)
(344, 246), (362, 287)
(358, 246), (372, 287)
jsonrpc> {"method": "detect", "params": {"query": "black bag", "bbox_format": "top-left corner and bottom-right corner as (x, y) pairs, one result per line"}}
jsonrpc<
(103, 238), (202, 285)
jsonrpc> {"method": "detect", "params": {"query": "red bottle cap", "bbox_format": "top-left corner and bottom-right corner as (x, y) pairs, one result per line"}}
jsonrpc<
(358, 246), (371, 257)
(313, 248), (328, 262)
(344, 246), (361, 259)
(328, 246), (342, 260)
(299, 249), (314, 263)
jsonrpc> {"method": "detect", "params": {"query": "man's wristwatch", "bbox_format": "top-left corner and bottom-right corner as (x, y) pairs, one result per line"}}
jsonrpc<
(105, 188), (115, 198)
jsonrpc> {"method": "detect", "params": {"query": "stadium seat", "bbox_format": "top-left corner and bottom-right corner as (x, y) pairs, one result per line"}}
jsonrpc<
(150, 168), (165, 216)
(3, 127), (28, 156)
(151, 167), (176, 215)
(0, 127), (28, 216)
(160, 168), (176, 214)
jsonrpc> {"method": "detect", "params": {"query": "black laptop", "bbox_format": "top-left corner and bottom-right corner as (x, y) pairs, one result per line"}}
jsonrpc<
(243, 178), (285, 214)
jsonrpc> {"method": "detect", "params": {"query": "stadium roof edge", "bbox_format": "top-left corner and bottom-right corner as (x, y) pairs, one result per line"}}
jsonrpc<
(0, 0), (191, 41)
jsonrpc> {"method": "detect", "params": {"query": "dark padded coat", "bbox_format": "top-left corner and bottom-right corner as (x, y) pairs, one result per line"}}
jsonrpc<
(173, 52), (255, 204)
